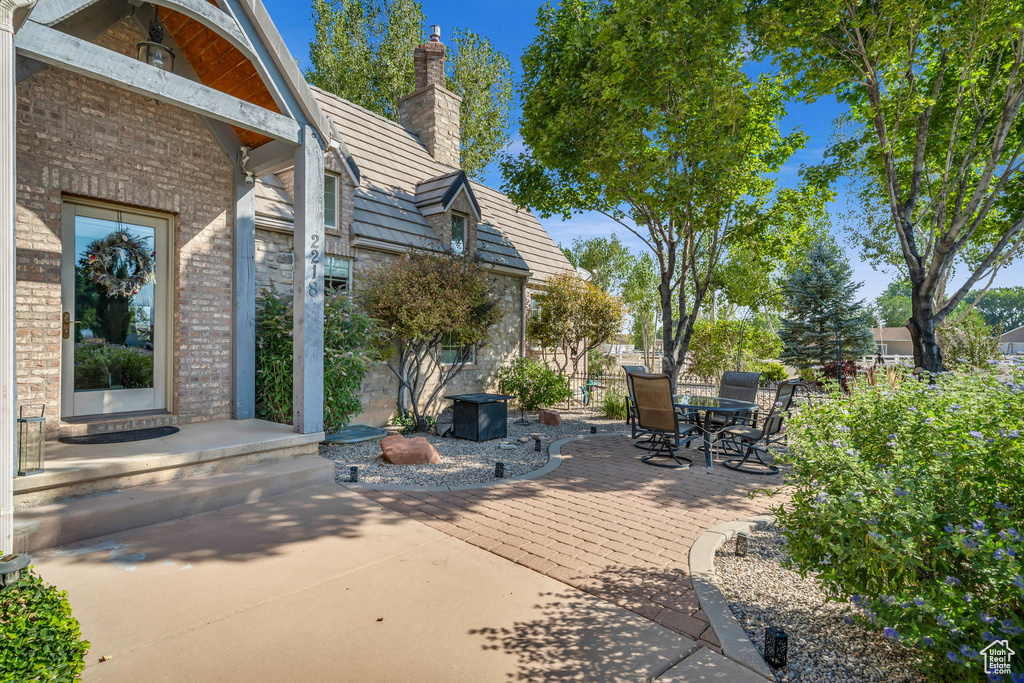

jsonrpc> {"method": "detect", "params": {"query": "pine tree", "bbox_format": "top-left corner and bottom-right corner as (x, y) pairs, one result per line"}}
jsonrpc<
(779, 241), (875, 369)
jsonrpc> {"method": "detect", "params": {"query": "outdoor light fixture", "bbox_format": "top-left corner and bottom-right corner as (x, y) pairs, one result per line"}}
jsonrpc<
(534, 437), (542, 452)
(764, 626), (789, 669)
(590, 426), (597, 434)
(735, 531), (749, 556)
(349, 466), (359, 483)
(17, 404), (45, 476)
(494, 462), (505, 478)
(0, 554), (30, 590)
(137, 8), (175, 73)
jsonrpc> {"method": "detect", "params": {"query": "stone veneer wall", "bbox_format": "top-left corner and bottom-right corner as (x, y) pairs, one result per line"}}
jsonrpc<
(397, 84), (461, 169)
(423, 192), (477, 257)
(15, 20), (234, 433)
(352, 248), (523, 426)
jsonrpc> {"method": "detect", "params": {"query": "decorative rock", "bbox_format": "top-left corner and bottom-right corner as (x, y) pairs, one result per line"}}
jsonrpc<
(517, 437), (530, 443)
(380, 435), (441, 465)
(499, 444), (515, 451)
(538, 409), (562, 426)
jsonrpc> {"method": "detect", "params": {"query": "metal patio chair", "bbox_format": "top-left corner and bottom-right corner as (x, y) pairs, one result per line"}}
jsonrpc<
(631, 373), (700, 468)
(718, 380), (796, 456)
(622, 365), (649, 441)
(704, 371), (761, 431)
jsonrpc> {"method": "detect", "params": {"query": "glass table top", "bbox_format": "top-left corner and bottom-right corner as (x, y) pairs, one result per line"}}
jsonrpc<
(673, 395), (759, 411)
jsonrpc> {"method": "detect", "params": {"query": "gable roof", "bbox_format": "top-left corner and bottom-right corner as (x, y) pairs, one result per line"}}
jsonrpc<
(872, 326), (912, 342)
(308, 88), (571, 283)
(415, 170), (481, 220)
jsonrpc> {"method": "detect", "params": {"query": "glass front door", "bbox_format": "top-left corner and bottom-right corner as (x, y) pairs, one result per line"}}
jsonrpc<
(61, 201), (170, 417)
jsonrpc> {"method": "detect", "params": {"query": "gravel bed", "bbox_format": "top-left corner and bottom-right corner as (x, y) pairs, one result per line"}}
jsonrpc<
(714, 527), (926, 683)
(320, 408), (630, 488)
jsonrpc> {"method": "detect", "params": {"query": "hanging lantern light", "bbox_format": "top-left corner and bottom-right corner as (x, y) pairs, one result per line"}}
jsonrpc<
(137, 8), (175, 73)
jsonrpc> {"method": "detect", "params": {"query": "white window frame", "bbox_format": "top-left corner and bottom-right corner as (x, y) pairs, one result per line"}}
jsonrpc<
(440, 332), (475, 366)
(323, 255), (351, 293)
(324, 172), (340, 231)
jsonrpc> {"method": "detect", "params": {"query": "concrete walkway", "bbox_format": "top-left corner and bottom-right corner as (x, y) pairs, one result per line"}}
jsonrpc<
(30, 483), (762, 682)
(354, 435), (788, 650)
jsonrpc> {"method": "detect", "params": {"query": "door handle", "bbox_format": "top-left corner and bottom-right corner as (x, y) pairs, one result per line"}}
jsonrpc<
(62, 311), (81, 339)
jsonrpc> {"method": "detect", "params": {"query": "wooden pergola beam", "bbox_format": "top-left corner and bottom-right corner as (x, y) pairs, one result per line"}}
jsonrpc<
(15, 20), (301, 144)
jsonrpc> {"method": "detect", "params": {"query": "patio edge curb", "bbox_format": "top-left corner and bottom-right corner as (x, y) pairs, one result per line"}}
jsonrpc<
(689, 515), (776, 680)
(336, 432), (627, 492)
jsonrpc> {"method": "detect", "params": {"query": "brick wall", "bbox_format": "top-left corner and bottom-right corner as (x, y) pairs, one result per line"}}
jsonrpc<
(398, 84), (461, 168)
(15, 20), (234, 431)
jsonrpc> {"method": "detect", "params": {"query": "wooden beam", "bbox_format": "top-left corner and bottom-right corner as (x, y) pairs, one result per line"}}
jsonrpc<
(233, 164), (256, 420)
(245, 139), (294, 176)
(15, 21), (302, 143)
(291, 126), (324, 435)
(28, 0), (100, 26)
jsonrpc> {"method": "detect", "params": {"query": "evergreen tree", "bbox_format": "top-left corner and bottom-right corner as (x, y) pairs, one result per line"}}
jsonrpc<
(779, 241), (875, 369)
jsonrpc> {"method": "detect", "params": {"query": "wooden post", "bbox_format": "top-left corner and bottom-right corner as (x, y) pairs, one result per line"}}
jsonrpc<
(233, 162), (256, 419)
(1, 0), (34, 554)
(291, 126), (324, 434)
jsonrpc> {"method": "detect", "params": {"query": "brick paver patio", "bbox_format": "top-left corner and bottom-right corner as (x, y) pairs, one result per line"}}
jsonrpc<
(356, 434), (789, 650)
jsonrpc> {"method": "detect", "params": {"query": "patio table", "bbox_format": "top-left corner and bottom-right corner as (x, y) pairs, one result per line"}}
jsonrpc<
(673, 395), (759, 470)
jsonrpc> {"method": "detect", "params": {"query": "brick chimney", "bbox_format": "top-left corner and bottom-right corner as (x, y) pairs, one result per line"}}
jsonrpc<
(398, 24), (462, 168)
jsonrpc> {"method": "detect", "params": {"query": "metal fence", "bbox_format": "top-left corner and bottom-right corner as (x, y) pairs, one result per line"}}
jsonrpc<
(562, 371), (784, 416)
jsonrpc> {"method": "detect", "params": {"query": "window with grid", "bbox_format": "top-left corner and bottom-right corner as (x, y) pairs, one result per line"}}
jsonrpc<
(323, 256), (351, 293)
(440, 332), (475, 365)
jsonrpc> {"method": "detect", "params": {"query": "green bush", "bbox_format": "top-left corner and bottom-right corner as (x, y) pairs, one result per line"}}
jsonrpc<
(601, 391), (628, 420)
(255, 288), (377, 433)
(496, 357), (572, 410)
(73, 342), (153, 390)
(0, 567), (90, 681)
(751, 361), (788, 383)
(770, 367), (1024, 681)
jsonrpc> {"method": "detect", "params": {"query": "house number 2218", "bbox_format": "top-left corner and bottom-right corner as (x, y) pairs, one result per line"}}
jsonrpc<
(308, 234), (321, 297)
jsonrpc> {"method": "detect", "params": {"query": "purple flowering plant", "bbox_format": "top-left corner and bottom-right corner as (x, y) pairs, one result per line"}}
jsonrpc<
(760, 368), (1024, 680)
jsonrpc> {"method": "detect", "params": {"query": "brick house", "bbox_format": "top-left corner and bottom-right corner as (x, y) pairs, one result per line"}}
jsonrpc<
(0, 2), (569, 551)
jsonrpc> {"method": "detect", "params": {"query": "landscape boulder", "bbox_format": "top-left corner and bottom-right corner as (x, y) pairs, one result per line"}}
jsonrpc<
(538, 409), (562, 426)
(380, 435), (441, 465)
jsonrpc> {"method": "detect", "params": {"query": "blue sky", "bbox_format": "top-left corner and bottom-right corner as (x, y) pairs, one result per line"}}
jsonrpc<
(263, 0), (1022, 303)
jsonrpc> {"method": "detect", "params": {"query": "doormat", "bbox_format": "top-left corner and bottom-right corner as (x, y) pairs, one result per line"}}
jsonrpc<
(59, 426), (180, 445)
(322, 424), (387, 444)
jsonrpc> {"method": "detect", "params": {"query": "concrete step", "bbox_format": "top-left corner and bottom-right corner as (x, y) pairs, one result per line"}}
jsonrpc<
(60, 411), (178, 438)
(16, 419), (323, 508)
(14, 456), (336, 553)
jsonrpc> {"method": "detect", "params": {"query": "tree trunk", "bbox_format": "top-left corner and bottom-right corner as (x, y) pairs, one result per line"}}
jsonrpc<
(908, 292), (944, 372)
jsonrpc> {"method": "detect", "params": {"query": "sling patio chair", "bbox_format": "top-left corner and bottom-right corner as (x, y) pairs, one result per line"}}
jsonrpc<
(718, 380), (797, 455)
(631, 373), (700, 468)
(703, 370), (761, 431)
(622, 365), (650, 442)
(718, 381), (797, 475)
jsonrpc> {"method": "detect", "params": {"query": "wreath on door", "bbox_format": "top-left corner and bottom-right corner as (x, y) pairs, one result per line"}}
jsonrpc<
(79, 226), (156, 298)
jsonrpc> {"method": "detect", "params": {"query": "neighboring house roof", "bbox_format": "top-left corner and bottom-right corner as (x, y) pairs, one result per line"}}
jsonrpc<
(1001, 324), (1024, 343)
(308, 88), (571, 283)
(872, 326), (913, 342)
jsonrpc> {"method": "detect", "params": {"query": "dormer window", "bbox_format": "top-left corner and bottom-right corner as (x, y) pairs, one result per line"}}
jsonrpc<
(451, 213), (466, 255)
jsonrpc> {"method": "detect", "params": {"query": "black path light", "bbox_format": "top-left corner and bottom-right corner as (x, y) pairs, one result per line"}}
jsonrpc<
(494, 462), (505, 478)
(534, 437), (542, 452)
(0, 554), (30, 590)
(735, 531), (749, 556)
(349, 466), (359, 483)
(764, 626), (789, 669)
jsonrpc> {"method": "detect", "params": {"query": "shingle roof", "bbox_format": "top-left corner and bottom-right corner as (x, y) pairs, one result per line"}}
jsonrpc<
(873, 326), (912, 341)
(307, 87), (573, 283)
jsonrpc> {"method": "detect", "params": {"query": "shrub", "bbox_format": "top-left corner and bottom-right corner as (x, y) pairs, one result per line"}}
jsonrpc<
(0, 567), (90, 680)
(751, 360), (787, 383)
(601, 391), (628, 420)
(73, 341), (153, 390)
(820, 359), (860, 390)
(255, 287), (377, 433)
(496, 357), (572, 410)
(770, 367), (1024, 681)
